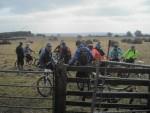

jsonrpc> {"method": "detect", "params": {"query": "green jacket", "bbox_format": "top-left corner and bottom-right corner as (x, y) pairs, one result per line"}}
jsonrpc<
(123, 49), (139, 60)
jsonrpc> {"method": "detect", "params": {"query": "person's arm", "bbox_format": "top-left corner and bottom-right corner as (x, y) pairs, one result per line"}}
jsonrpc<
(54, 45), (60, 52)
(88, 49), (93, 62)
(119, 48), (123, 59)
(133, 50), (139, 59)
(69, 49), (79, 65)
(122, 49), (129, 59)
(39, 52), (45, 67)
(30, 48), (35, 53)
(108, 49), (112, 60)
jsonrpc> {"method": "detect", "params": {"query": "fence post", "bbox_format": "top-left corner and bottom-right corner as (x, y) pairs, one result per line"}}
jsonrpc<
(147, 74), (150, 113)
(54, 63), (67, 113)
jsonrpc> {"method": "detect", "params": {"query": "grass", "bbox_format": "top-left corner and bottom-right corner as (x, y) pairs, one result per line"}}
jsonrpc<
(0, 36), (150, 113)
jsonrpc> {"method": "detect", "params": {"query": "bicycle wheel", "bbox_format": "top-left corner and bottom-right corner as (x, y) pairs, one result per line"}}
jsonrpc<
(76, 72), (85, 91)
(117, 73), (130, 78)
(77, 79), (85, 91)
(37, 76), (53, 97)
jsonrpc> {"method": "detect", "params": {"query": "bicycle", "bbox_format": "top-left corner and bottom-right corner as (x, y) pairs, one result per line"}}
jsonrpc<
(76, 71), (94, 91)
(14, 54), (39, 69)
(103, 60), (146, 104)
(36, 69), (54, 97)
(36, 53), (62, 97)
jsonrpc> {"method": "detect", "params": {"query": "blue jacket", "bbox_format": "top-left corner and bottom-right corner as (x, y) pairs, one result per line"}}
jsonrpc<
(109, 47), (123, 60)
(39, 48), (52, 68)
(69, 44), (93, 65)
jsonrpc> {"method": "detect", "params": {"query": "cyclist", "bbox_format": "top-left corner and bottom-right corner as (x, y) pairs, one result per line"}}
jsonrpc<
(16, 42), (24, 70)
(24, 44), (34, 64)
(53, 40), (64, 53)
(123, 45), (139, 63)
(69, 40), (93, 101)
(59, 42), (71, 64)
(69, 40), (93, 65)
(87, 43), (103, 62)
(109, 43), (123, 62)
(39, 43), (53, 70)
(95, 41), (105, 57)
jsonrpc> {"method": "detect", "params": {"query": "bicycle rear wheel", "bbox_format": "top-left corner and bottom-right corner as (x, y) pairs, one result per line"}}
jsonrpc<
(37, 76), (53, 97)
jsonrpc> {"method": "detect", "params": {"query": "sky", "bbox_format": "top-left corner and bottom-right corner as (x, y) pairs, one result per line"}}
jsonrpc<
(0, 0), (150, 33)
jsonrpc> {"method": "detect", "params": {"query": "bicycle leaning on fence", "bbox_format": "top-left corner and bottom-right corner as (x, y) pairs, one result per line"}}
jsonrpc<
(36, 53), (62, 97)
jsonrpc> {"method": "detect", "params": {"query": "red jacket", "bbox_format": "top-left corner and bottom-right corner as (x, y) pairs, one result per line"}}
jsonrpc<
(92, 48), (103, 61)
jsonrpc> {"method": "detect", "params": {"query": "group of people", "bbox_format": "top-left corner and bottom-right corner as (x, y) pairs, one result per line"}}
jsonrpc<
(16, 40), (139, 70)
(69, 40), (138, 66)
(16, 42), (34, 70)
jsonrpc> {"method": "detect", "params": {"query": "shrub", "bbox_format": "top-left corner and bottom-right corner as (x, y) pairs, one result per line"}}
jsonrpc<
(0, 40), (11, 45)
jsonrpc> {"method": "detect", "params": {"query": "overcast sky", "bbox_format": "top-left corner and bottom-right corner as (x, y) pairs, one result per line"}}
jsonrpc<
(0, 0), (150, 33)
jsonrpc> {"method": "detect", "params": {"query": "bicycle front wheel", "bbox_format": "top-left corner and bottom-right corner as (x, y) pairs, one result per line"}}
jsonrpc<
(37, 76), (53, 97)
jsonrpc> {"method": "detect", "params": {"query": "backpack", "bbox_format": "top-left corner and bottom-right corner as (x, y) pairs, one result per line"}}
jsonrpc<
(78, 47), (88, 65)
(61, 46), (71, 58)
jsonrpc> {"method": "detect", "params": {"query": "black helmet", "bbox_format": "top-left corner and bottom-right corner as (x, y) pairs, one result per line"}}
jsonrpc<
(76, 40), (81, 46)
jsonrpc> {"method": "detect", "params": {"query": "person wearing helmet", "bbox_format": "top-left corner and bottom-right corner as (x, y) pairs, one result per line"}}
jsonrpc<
(109, 43), (123, 61)
(95, 41), (105, 57)
(69, 40), (93, 65)
(59, 42), (71, 64)
(39, 43), (53, 69)
(87, 43), (103, 62)
(123, 46), (139, 63)
(54, 40), (64, 53)
(69, 40), (93, 101)
(24, 43), (34, 64)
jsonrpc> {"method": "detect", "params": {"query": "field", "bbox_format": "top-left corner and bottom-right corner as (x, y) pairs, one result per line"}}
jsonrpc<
(0, 36), (150, 113)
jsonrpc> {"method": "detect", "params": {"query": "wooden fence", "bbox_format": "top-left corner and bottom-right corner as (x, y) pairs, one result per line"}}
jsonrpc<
(55, 63), (150, 113)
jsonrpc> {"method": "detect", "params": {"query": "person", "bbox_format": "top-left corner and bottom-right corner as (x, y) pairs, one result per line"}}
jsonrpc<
(24, 44), (34, 64)
(59, 42), (71, 64)
(39, 43), (53, 69)
(53, 40), (64, 53)
(109, 44), (123, 61)
(16, 42), (24, 70)
(95, 41), (105, 57)
(123, 46), (139, 63)
(69, 40), (93, 65)
(69, 40), (93, 101)
(87, 43), (103, 62)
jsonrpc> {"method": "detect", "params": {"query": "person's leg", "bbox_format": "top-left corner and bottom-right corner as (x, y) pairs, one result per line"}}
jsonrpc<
(20, 58), (24, 70)
(17, 57), (21, 70)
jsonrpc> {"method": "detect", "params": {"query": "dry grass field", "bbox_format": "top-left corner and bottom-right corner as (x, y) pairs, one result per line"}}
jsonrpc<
(0, 36), (149, 113)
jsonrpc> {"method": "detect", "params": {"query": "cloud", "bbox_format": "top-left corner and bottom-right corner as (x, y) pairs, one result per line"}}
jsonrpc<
(0, 0), (150, 33)
(0, 0), (81, 14)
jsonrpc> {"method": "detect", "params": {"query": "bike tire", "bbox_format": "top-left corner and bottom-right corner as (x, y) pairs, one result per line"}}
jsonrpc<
(77, 79), (85, 91)
(37, 76), (53, 97)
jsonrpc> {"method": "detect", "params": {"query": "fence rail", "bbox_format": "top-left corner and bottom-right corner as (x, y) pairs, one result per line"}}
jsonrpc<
(101, 60), (150, 68)
(0, 105), (53, 110)
(66, 101), (148, 109)
(0, 69), (54, 112)
(0, 70), (52, 74)
(67, 91), (150, 98)
(66, 110), (150, 113)
(68, 77), (150, 86)
(67, 66), (150, 73)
